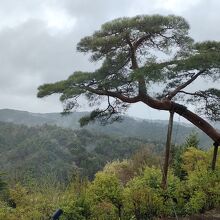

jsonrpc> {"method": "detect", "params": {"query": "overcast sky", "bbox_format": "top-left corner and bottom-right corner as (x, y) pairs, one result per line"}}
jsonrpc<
(0, 0), (219, 120)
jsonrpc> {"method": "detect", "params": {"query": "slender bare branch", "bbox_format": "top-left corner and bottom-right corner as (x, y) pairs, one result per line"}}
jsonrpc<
(178, 90), (207, 98)
(167, 69), (206, 100)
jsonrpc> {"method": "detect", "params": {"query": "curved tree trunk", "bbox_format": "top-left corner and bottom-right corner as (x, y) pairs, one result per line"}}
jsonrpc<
(85, 89), (220, 170)
(173, 103), (220, 143)
(172, 103), (220, 170)
(141, 97), (220, 170)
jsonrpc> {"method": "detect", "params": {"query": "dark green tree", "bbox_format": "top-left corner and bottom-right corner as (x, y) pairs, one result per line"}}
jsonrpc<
(37, 15), (220, 170)
(185, 131), (200, 149)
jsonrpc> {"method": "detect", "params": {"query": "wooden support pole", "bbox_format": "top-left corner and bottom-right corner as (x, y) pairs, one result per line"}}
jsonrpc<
(211, 142), (219, 170)
(162, 111), (174, 189)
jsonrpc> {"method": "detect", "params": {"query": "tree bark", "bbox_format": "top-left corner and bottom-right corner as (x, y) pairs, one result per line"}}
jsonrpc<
(141, 96), (220, 143)
(161, 111), (174, 189)
(173, 103), (220, 143)
(173, 104), (220, 170)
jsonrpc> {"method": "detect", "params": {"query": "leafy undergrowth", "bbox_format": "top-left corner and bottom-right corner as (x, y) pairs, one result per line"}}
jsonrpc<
(0, 143), (219, 220)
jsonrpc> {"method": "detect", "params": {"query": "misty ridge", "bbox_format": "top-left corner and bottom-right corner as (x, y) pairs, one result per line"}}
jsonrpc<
(0, 108), (216, 184)
(0, 108), (216, 147)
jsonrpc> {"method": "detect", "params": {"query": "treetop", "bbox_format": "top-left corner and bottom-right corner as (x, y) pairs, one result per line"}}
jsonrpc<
(37, 14), (220, 126)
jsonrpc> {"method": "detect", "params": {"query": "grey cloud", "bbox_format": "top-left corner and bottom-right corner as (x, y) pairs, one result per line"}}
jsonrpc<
(183, 0), (220, 41)
(0, 19), (93, 83)
(0, 18), (96, 111)
(0, 92), (63, 113)
(0, 0), (219, 117)
(56, 0), (166, 35)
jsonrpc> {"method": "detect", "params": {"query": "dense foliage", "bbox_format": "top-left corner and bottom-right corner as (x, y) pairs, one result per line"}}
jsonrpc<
(0, 142), (219, 219)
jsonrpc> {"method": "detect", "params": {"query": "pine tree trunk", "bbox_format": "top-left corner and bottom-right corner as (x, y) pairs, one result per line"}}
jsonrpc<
(173, 103), (220, 170)
(161, 111), (174, 189)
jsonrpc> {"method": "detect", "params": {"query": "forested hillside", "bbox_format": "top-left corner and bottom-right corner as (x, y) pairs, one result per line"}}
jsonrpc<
(0, 121), (154, 184)
(0, 109), (215, 184)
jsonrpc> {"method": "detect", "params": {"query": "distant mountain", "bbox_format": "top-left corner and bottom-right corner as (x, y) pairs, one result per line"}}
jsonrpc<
(0, 109), (84, 128)
(0, 109), (215, 147)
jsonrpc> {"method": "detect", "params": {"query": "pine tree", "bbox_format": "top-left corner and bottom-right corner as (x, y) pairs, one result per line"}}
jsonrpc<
(37, 14), (220, 169)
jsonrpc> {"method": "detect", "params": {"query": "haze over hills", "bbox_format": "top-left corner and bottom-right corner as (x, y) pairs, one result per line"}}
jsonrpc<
(0, 108), (218, 185)
(0, 108), (217, 147)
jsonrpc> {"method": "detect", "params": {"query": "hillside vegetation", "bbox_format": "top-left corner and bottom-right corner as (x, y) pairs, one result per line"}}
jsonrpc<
(0, 121), (153, 184)
(0, 109), (219, 219)
(0, 144), (219, 219)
